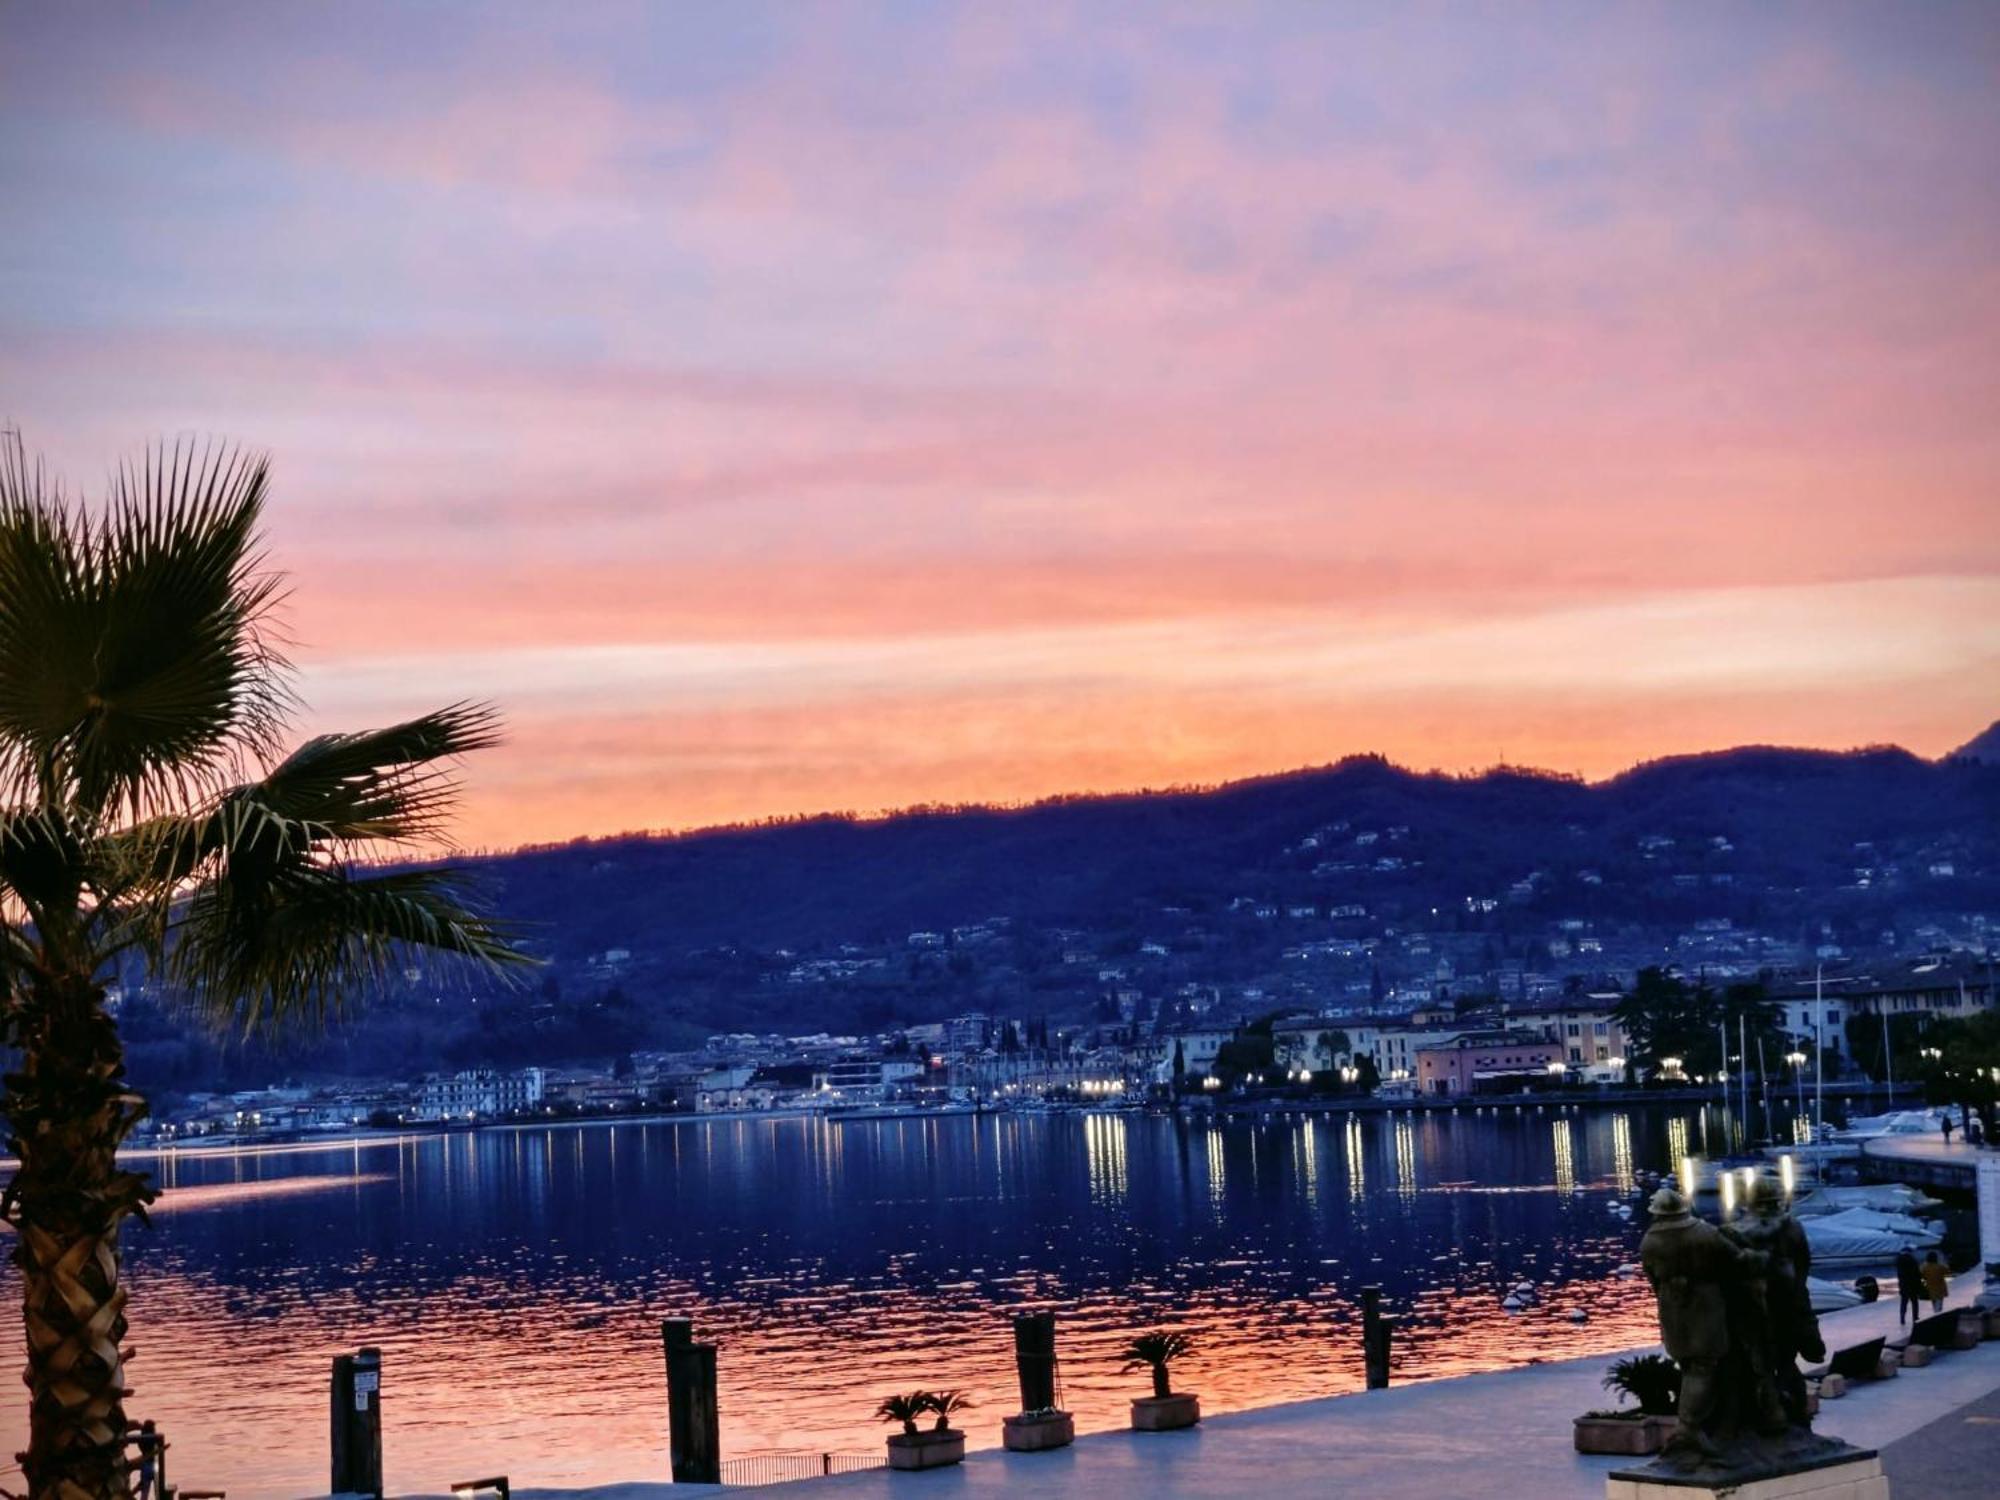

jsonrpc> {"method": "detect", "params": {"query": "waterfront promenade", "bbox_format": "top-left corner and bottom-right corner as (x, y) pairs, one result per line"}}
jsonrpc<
(477, 1268), (2000, 1500)
(1862, 1134), (1986, 1194)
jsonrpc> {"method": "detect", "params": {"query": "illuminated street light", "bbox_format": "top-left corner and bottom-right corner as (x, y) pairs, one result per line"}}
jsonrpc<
(1786, 1051), (1807, 1114)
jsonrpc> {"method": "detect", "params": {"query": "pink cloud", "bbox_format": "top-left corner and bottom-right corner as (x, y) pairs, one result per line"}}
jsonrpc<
(4, 4), (1995, 843)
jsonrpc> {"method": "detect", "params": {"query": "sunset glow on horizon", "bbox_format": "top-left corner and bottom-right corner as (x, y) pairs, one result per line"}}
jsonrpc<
(4, 4), (1996, 850)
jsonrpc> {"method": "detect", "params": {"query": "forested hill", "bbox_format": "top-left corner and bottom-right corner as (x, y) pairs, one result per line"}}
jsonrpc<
(121, 733), (2000, 1093)
(478, 739), (2000, 959)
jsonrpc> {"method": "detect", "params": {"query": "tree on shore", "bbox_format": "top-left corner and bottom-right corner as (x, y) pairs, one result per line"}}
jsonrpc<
(1612, 968), (1782, 1083)
(0, 436), (523, 1500)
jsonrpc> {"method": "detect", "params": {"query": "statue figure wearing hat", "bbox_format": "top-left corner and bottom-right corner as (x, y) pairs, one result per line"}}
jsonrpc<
(1637, 1184), (1767, 1466)
(1724, 1172), (1825, 1430)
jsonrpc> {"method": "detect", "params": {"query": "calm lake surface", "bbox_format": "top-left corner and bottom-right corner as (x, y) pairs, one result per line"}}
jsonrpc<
(1, 1105), (1750, 1496)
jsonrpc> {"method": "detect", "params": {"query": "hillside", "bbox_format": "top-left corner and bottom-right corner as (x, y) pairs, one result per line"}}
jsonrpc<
(484, 744), (1995, 953)
(122, 740), (2000, 1094)
(1953, 719), (2000, 764)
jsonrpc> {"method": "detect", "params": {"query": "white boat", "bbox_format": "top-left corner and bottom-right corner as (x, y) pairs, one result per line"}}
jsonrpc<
(1757, 1140), (1856, 1165)
(1806, 1276), (1863, 1313)
(1832, 1109), (1941, 1143)
(1792, 1184), (1943, 1218)
(1802, 1218), (1922, 1270)
(1811, 1206), (1941, 1246)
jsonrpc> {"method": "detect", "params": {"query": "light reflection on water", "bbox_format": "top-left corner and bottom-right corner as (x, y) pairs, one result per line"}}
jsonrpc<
(0, 1107), (1733, 1497)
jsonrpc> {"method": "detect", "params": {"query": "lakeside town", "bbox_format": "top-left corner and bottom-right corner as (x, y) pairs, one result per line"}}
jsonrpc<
(142, 949), (1996, 1143)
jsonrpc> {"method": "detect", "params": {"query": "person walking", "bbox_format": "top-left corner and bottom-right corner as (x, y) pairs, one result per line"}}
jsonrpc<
(1941, 1110), (1955, 1145)
(1895, 1246), (1924, 1325)
(1921, 1251), (1949, 1313)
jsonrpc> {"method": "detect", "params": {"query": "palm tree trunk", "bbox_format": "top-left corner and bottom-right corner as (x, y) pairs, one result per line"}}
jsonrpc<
(1152, 1364), (1171, 1399)
(3, 978), (155, 1500)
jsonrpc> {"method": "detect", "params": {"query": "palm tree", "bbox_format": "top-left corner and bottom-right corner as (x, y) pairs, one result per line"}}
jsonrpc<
(1119, 1330), (1192, 1399)
(874, 1392), (932, 1438)
(0, 436), (524, 1500)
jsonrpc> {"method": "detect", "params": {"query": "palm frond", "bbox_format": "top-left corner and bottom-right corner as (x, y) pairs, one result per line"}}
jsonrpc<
(244, 703), (502, 846)
(90, 703), (510, 974)
(0, 805), (83, 934)
(874, 1393), (932, 1426)
(0, 433), (290, 822)
(172, 864), (527, 1033)
(1119, 1331), (1191, 1370)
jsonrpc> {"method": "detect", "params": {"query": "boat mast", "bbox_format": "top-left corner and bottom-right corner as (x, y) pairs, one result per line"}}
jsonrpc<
(1739, 1012), (1749, 1140)
(1813, 964), (1825, 1138)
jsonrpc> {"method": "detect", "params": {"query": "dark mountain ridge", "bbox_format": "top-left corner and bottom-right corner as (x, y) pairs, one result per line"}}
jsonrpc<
(121, 737), (1999, 1094)
(472, 741), (1995, 958)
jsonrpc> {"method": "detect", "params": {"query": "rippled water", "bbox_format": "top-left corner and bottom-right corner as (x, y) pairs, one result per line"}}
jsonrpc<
(1, 1105), (1734, 1497)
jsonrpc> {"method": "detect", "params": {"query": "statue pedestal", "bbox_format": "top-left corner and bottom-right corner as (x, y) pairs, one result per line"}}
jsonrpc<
(1608, 1448), (1885, 1500)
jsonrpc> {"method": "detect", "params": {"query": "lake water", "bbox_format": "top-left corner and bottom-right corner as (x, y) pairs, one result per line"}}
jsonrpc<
(1, 1104), (1747, 1497)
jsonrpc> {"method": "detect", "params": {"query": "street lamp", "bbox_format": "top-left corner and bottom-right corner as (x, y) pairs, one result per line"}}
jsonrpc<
(1786, 1051), (1807, 1117)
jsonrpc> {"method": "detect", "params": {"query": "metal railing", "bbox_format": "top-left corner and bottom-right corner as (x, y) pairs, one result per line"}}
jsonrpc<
(716, 1450), (885, 1486)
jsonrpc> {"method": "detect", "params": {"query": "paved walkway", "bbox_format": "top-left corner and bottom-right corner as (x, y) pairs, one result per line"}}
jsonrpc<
(1879, 1382), (2000, 1499)
(494, 1272), (1999, 1500)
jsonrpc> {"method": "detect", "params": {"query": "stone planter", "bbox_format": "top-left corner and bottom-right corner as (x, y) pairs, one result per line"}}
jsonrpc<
(1572, 1413), (1674, 1456)
(1130, 1392), (1201, 1431)
(1955, 1310), (1985, 1348)
(1002, 1410), (1075, 1452)
(886, 1429), (967, 1471)
(1901, 1343), (1934, 1368)
(1985, 1308), (2000, 1340)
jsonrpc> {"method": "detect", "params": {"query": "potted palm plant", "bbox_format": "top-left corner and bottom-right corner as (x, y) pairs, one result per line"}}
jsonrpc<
(1122, 1330), (1200, 1431)
(1573, 1354), (1679, 1455)
(878, 1390), (969, 1470)
(928, 1390), (974, 1432)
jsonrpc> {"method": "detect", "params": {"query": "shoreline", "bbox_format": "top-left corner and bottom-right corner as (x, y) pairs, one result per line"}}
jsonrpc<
(82, 1078), (1910, 1166)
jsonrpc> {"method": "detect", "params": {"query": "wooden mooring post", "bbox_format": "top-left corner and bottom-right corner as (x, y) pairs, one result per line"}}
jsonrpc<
(1361, 1286), (1395, 1389)
(1013, 1312), (1058, 1411)
(662, 1318), (721, 1485)
(330, 1346), (384, 1497)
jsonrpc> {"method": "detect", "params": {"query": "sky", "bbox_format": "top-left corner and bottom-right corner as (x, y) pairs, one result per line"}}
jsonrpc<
(2, 3), (1997, 850)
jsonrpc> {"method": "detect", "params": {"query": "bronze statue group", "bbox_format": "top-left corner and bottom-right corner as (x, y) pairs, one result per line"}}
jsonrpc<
(1638, 1175), (1852, 1478)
